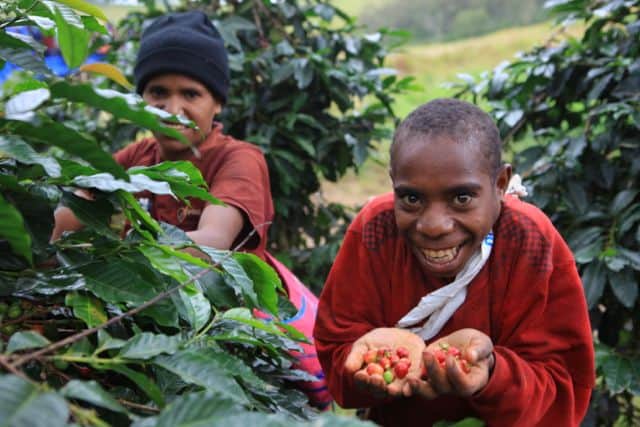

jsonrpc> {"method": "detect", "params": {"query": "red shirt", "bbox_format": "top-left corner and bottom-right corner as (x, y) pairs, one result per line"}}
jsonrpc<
(114, 124), (274, 259)
(314, 193), (595, 426)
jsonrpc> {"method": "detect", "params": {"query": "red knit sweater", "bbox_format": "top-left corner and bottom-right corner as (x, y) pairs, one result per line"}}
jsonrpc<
(314, 194), (595, 426)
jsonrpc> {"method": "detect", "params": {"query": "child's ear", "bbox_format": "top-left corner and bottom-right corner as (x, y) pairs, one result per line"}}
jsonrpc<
(495, 164), (512, 198)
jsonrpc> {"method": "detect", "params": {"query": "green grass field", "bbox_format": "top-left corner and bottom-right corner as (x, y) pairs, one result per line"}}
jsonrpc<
(321, 22), (583, 207)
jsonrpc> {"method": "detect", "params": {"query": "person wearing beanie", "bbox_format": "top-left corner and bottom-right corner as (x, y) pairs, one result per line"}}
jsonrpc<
(52, 10), (333, 411)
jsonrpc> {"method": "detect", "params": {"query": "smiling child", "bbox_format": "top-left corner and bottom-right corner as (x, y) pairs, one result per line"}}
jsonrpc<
(313, 99), (595, 426)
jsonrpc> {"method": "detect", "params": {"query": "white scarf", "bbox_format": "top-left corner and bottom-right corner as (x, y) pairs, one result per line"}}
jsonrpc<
(396, 232), (494, 340)
(395, 174), (527, 340)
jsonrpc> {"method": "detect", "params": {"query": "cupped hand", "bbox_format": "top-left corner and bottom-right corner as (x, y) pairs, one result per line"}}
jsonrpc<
(407, 328), (495, 399)
(345, 327), (426, 399)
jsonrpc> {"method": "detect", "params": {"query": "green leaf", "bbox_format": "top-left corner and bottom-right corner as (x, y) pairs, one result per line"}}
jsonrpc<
(52, 0), (108, 21)
(101, 364), (165, 407)
(0, 136), (61, 177)
(119, 332), (182, 360)
(602, 353), (633, 394)
(610, 189), (638, 216)
(65, 291), (108, 328)
(582, 261), (606, 309)
(608, 269), (638, 309)
(0, 375), (69, 427)
(0, 118), (127, 180)
(60, 380), (127, 414)
(6, 331), (51, 353)
(234, 253), (281, 315)
(53, 6), (90, 69)
(172, 287), (211, 330)
(116, 190), (162, 235)
(153, 349), (250, 405)
(222, 308), (286, 337)
(95, 330), (127, 354)
(0, 193), (33, 266)
(49, 82), (192, 146)
(60, 191), (117, 238)
(4, 88), (50, 120)
(202, 248), (259, 308)
(152, 391), (241, 427)
(79, 260), (159, 305)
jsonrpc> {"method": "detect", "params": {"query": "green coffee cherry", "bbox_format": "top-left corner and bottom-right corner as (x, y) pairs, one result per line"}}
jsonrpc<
(1, 324), (17, 335)
(0, 302), (8, 314)
(7, 305), (22, 319)
(53, 359), (69, 370)
(383, 370), (394, 384)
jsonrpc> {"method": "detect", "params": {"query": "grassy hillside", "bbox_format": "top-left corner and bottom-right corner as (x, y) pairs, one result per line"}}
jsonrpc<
(321, 21), (583, 207)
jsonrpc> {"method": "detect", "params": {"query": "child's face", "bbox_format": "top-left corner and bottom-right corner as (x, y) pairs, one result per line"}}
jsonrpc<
(142, 73), (222, 160)
(390, 134), (510, 280)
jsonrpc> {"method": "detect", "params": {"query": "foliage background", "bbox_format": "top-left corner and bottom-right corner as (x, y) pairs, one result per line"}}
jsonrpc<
(455, 0), (640, 425)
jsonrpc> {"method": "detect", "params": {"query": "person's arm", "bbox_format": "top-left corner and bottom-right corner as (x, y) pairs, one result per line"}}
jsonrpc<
(186, 203), (244, 249)
(466, 228), (594, 425)
(50, 190), (93, 242)
(314, 223), (397, 408)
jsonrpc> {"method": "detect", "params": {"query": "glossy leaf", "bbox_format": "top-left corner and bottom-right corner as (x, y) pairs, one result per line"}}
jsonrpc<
(49, 82), (192, 145)
(153, 349), (250, 405)
(151, 391), (240, 427)
(608, 269), (637, 309)
(54, 0), (109, 21)
(53, 6), (90, 69)
(119, 332), (182, 360)
(0, 375), (69, 427)
(65, 291), (108, 327)
(79, 260), (159, 305)
(234, 253), (281, 316)
(0, 136), (61, 177)
(60, 380), (127, 414)
(202, 248), (259, 308)
(0, 193), (33, 266)
(0, 118), (127, 180)
(6, 331), (51, 353)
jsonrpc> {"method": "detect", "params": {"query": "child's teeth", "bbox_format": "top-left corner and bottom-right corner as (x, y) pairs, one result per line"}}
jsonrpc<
(423, 246), (458, 263)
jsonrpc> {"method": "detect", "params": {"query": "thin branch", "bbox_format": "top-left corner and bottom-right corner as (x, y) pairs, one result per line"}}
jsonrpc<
(118, 399), (160, 413)
(7, 224), (268, 369)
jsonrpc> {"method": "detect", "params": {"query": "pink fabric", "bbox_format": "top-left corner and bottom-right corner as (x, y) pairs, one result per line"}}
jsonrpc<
(255, 253), (333, 409)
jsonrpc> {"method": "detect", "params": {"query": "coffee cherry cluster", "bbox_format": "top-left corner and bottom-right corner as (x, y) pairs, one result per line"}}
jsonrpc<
(362, 346), (412, 384)
(433, 342), (471, 373)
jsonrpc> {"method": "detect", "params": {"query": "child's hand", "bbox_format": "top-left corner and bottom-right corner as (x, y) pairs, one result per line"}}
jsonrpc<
(407, 328), (495, 399)
(345, 328), (425, 399)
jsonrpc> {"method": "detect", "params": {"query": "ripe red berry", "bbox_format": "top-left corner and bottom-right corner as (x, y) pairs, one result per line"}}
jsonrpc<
(394, 361), (409, 379)
(447, 346), (461, 358)
(396, 346), (410, 359)
(434, 349), (447, 367)
(389, 354), (400, 366)
(366, 362), (384, 376)
(379, 356), (392, 370)
(363, 349), (378, 365)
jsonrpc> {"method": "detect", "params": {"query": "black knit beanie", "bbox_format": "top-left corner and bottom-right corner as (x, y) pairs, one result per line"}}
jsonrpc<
(134, 10), (230, 103)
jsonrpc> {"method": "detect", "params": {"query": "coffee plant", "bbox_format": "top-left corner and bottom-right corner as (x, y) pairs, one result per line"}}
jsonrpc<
(0, 0), (383, 425)
(454, 0), (640, 425)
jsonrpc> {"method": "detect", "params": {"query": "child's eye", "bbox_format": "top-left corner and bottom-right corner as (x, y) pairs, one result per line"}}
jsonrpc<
(401, 193), (420, 206)
(453, 194), (473, 206)
(183, 89), (200, 99)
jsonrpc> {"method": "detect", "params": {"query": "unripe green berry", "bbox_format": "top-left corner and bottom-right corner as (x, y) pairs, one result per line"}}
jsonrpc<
(0, 302), (8, 314)
(53, 359), (69, 370)
(383, 370), (394, 384)
(7, 305), (22, 319)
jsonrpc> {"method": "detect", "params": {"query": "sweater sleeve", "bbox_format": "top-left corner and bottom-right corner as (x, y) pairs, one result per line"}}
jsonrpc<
(470, 212), (595, 426)
(313, 224), (393, 409)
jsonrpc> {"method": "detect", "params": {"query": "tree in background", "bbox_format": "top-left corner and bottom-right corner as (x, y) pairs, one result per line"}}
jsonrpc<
(456, 0), (639, 424)
(0, 0), (406, 424)
(71, 0), (413, 293)
(361, 0), (547, 42)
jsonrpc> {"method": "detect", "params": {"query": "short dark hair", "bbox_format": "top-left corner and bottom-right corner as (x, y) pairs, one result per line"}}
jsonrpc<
(390, 98), (503, 178)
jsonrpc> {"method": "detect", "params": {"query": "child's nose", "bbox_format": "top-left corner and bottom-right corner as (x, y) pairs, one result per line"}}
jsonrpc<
(416, 206), (454, 237)
(158, 96), (183, 116)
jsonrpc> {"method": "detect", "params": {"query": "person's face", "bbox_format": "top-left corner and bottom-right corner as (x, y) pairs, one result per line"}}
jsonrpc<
(142, 73), (222, 160)
(390, 134), (511, 280)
